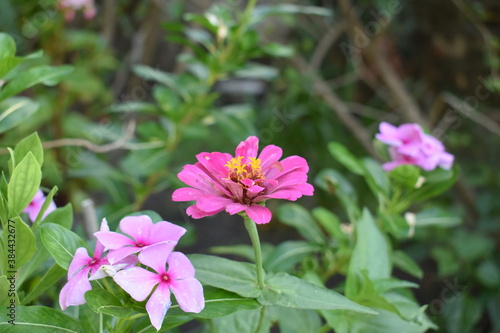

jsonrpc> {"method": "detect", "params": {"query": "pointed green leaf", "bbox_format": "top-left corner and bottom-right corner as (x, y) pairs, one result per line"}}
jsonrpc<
(85, 289), (134, 317)
(21, 264), (66, 305)
(188, 254), (261, 298)
(13, 132), (43, 167)
(0, 65), (73, 101)
(278, 204), (326, 244)
(328, 142), (364, 175)
(7, 152), (41, 217)
(258, 272), (376, 313)
(0, 33), (16, 60)
(0, 97), (40, 134)
(0, 305), (81, 332)
(40, 223), (87, 270)
(263, 241), (320, 272)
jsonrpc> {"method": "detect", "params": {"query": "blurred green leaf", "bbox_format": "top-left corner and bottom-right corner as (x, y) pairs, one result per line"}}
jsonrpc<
(263, 241), (320, 272)
(40, 223), (87, 270)
(7, 152), (41, 216)
(392, 250), (423, 279)
(0, 305), (81, 332)
(0, 97), (40, 134)
(278, 203), (326, 244)
(328, 142), (364, 175)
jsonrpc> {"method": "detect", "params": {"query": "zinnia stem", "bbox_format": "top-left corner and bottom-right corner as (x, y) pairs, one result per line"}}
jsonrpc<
(243, 215), (266, 289)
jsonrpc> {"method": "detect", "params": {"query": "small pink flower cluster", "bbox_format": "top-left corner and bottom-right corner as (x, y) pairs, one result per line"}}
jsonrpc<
(376, 122), (454, 172)
(60, 215), (204, 331)
(59, 0), (96, 21)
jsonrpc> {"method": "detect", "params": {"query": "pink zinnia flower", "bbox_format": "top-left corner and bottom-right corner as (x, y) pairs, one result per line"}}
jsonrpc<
(113, 242), (204, 331)
(23, 189), (57, 222)
(172, 136), (314, 224)
(59, 219), (137, 310)
(94, 215), (186, 264)
(59, 0), (96, 21)
(376, 122), (454, 172)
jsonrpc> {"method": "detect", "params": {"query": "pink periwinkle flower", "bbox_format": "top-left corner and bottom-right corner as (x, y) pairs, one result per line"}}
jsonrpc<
(94, 215), (186, 265)
(172, 136), (314, 224)
(376, 122), (454, 172)
(113, 242), (204, 331)
(23, 189), (57, 222)
(59, 0), (96, 21)
(59, 219), (137, 310)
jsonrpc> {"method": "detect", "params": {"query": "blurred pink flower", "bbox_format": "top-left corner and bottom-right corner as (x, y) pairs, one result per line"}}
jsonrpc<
(59, 219), (137, 310)
(113, 242), (204, 331)
(376, 122), (454, 171)
(23, 189), (56, 222)
(94, 215), (186, 264)
(59, 0), (96, 21)
(172, 136), (314, 224)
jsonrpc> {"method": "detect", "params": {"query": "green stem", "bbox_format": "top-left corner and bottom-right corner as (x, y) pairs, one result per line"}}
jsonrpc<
(99, 312), (103, 333)
(243, 215), (266, 289)
(255, 306), (266, 333)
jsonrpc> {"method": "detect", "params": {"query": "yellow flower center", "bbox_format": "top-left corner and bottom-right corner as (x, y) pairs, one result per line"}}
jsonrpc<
(225, 156), (264, 181)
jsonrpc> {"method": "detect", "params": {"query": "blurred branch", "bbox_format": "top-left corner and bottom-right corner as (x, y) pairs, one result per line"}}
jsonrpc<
(293, 57), (378, 159)
(0, 120), (136, 155)
(336, 0), (428, 127)
(310, 22), (347, 71)
(440, 92), (500, 136)
(102, 0), (117, 46)
(450, 0), (499, 81)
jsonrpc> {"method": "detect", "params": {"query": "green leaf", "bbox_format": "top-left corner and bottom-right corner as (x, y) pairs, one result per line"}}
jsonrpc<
(373, 278), (418, 294)
(277, 204), (325, 244)
(403, 166), (459, 203)
(0, 97), (40, 134)
(392, 250), (423, 279)
(21, 264), (66, 305)
(262, 43), (295, 57)
(361, 158), (390, 198)
(168, 287), (261, 319)
(379, 212), (410, 239)
(13, 132), (43, 167)
(476, 260), (500, 288)
(251, 4), (331, 25)
(315, 169), (360, 220)
(328, 142), (364, 175)
(414, 207), (461, 228)
(258, 272), (376, 313)
(312, 207), (346, 241)
(346, 209), (391, 298)
(263, 241), (320, 272)
(85, 289), (134, 317)
(7, 152), (41, 217)
(2, 217), (36, 271)
(0, 65), (73, 101)
(212, 308), (272, 333)
(0, 275), (19, 306)
(276, 307), (322, 333)
(210, 244), (256, 262)
(388, 164), (421, 188)
(133, 65), (189, 101)
(0, 305), (82, 332)
(188, 254), (261, 298)
(0, 56), (23, 79)
(32, 187), (61, 228)
(40, 223), (87, 270)
(0, 33), (16, 60)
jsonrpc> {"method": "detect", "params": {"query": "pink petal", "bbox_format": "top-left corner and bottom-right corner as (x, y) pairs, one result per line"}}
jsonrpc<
(167, 252), (195, 280)
(235, 136), (259, 158)
(221, 180), (244, 202)
(382, 161), (405, 171)
(399, 123), (423, 144)
(196, 195), (234, 213)
(148, 221), (186, 245)
(178, 164), (230, 196)
(172, 187), (203, 202)
(171, 277), (204, 313)
(246, 185), (265, 198)
(186, 205), (220, 219)
(195, 152), (233, 178)
(113, 267), (160, 302)
(42, 200), (57, 220)
(225, 203), (248, 215)
(119, 215), (154, 244)
(375, 122), (401, 146)
(279, 156), (309, 175)
(260, 189), (303, 201)
(439, 152), (454, 170)
(94, 219), (110, 259)
(59, 267), (92, 310)
(106, 246), (141, 265)
(146, 282), (172, 331)
(246, 205), (272, 224)
(68, 247), (91, 279)
(93, 231), (135, 251)
(258, 145), (283, 169)
(138, 242), (176, 275)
